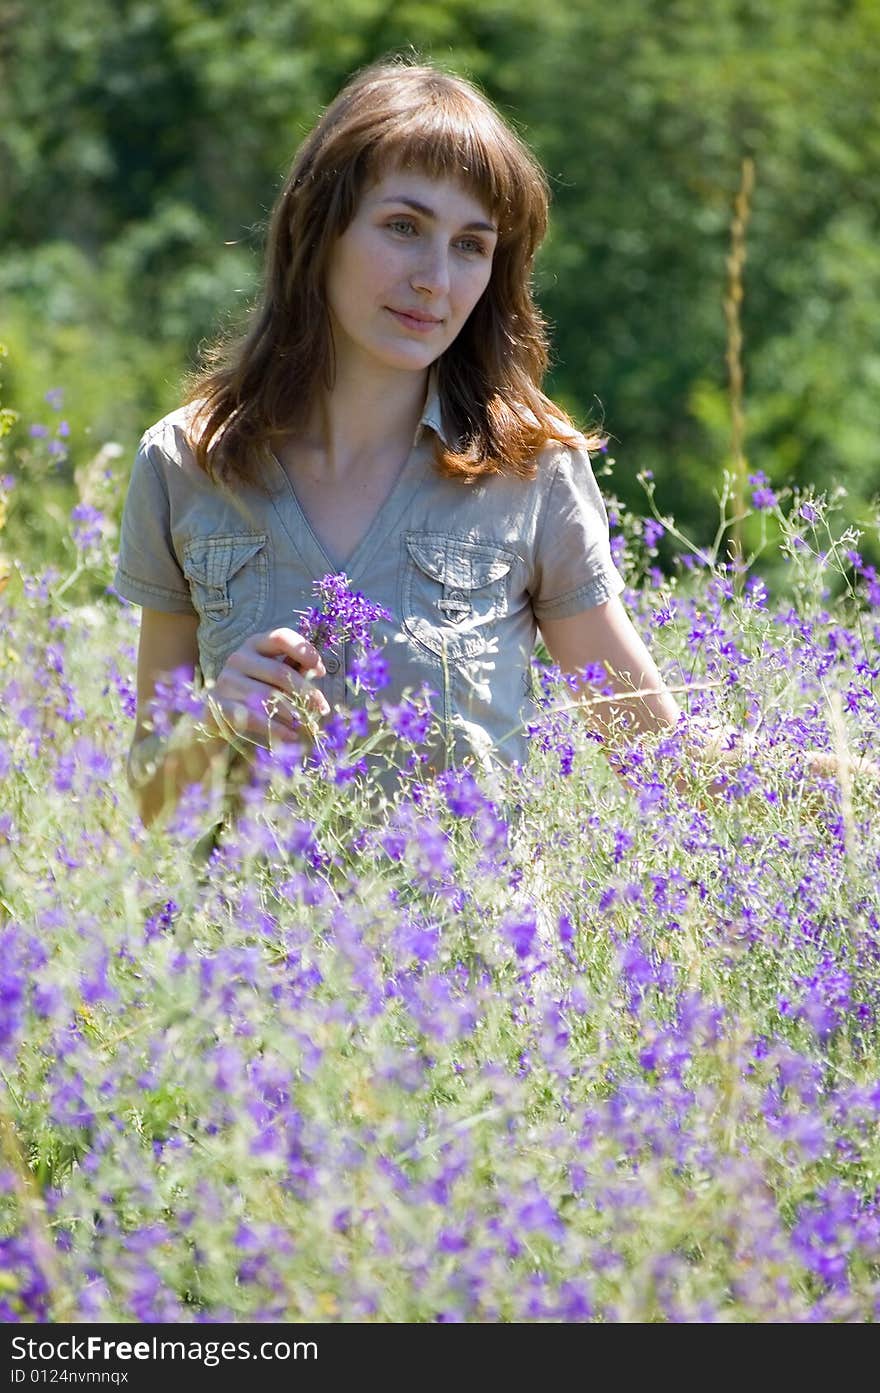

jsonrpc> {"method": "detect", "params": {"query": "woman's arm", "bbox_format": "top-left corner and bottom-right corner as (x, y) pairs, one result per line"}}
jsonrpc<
(128, 609), (331, 828)
(128, 609), (230, 828)
(538, 596), (878, 799)
(538, 594), (682, 743)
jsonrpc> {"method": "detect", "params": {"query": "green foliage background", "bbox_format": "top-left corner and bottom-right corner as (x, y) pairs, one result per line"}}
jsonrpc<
(1, 0), (878, 571)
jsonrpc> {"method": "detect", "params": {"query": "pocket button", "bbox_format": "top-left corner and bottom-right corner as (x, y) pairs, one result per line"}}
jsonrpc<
(324, 653), (340, 675)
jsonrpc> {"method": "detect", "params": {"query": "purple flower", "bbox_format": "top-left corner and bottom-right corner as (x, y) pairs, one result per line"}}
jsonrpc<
(580, 661), (612, 690)
(503, 915), (538, 960)
(32, 982), (65, 1019)
(438, 768), (485, 817)
(557, 1281), (593, 1321)
(70, 503), (104, 553)
(618, 936), (657, 1007)
(437, 1228), (469, 1254)
(0, 929), (26, 1061)
(381, 686), (434, 744)
(0, 1238), (50, 1318)
(610, 533), (627, 567)
(147, 665), (205, 737)
(210, 1045), (245, 1094)
(144, 900), (178, 942)
(516, 1188), (565, 1241)
(744, 575), (768, 608)
(749, 471), (778, 511)
(348, 646), (389, 696)
(300, 572), (391, 651)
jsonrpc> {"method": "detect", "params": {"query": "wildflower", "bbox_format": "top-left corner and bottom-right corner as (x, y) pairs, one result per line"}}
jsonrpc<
(652, 602), (676, 627)
(144, 900), (178, 943)
(619, 936), (656, 1008)
(438, 768), (485, 817)
(437, 1227), (469, 1254)
(0, 929), (26, 1061)
(744, 575), (768, 608)
(348, 645), (389, 696)
(300, 572), (391, 651)
(516, 1187), (565, 1241)
(381, 686), (434, 744)
(70, 503), (104, 554)
(749, 471), (778, 511)
(147, 665), (206, 738)
(503, 914), (538, 960)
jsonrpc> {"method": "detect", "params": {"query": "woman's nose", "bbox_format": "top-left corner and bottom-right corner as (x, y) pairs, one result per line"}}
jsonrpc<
(410, 244), (450, 296)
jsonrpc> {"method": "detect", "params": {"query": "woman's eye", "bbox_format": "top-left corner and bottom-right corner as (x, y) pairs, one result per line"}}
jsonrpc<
(385, 220), (487, 255)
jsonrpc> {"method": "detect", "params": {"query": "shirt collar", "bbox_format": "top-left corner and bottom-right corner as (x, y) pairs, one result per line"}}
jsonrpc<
(414, 365), (451, 448)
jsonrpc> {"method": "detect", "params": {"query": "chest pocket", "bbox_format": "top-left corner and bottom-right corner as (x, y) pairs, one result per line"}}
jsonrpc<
(402, 532), (515, 664)
(182, 533), (269, 661)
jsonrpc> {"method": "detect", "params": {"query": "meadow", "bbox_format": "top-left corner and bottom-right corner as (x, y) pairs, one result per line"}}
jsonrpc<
(2, 399), (880, 1323)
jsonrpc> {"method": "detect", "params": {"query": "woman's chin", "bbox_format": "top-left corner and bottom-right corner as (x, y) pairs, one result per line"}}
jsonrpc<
(376, 341), (443, 372)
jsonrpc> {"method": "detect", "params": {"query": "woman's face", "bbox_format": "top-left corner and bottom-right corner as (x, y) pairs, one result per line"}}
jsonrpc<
(324, 166), (498, 377)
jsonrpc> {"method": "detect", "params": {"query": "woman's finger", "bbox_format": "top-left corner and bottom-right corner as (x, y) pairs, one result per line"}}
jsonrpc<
(252, 627), (326, 676)
(209, 675), (301, 735)
(230, 653), (331, 716)
(212, 703), (299, 742)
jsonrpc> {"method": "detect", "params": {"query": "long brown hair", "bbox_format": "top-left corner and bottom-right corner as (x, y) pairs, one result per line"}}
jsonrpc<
(187, 56), (601, 485)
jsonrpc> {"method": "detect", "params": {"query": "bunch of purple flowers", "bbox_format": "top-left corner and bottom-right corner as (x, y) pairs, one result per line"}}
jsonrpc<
(300, 572), (392, 698)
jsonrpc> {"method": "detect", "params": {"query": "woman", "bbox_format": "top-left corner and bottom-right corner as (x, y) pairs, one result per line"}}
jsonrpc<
(115, 58), (686, 827)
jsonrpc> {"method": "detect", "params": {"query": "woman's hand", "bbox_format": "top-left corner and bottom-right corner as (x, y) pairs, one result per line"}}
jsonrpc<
(204, 627), (331, 747)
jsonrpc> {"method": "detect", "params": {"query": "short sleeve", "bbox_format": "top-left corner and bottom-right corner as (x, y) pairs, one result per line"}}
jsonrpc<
(530, 445), (625, 620)
(113, 437), (196, 613)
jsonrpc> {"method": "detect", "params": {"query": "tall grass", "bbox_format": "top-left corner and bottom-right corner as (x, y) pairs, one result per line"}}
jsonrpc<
(2, 412), (879, 1318)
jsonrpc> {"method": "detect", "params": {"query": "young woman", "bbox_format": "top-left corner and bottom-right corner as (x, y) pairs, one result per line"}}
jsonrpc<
(114, 58), (692, 827)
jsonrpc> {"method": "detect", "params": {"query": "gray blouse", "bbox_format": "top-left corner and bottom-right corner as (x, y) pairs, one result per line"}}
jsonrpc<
(113, 378), (624, 778)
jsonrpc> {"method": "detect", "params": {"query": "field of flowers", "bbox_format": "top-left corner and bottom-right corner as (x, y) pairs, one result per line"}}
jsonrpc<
(2, 415), (880, 1322)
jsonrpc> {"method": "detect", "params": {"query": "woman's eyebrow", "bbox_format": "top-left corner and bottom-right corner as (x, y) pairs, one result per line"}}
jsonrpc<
(377, 195), (497, 234)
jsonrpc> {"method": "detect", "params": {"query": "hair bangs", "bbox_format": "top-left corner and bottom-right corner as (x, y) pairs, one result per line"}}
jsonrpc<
(361, 76), (544, 243)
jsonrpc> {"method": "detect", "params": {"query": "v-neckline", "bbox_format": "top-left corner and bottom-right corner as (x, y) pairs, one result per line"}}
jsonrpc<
(265, 438), (432, 580)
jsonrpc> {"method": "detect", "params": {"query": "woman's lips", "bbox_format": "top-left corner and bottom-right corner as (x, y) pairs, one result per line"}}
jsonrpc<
(387, 308), (443, 333)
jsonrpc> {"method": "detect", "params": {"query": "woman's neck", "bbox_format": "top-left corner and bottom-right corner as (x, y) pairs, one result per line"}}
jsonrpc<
(300, 362), (431, 482)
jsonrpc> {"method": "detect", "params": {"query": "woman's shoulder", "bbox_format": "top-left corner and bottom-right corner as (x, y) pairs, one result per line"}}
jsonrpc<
(137, 401), (207, 478)
(508, 397), (598, 474)
(529, 425), (598, 486)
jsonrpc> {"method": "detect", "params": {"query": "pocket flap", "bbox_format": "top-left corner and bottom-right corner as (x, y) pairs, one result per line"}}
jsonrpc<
(405, 534), (513, 589)
(183, 534), (267, 588)
(405, 535), (448, 583)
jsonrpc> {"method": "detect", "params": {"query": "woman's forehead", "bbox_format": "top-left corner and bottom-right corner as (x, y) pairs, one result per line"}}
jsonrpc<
(362, 164), (497, 222)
